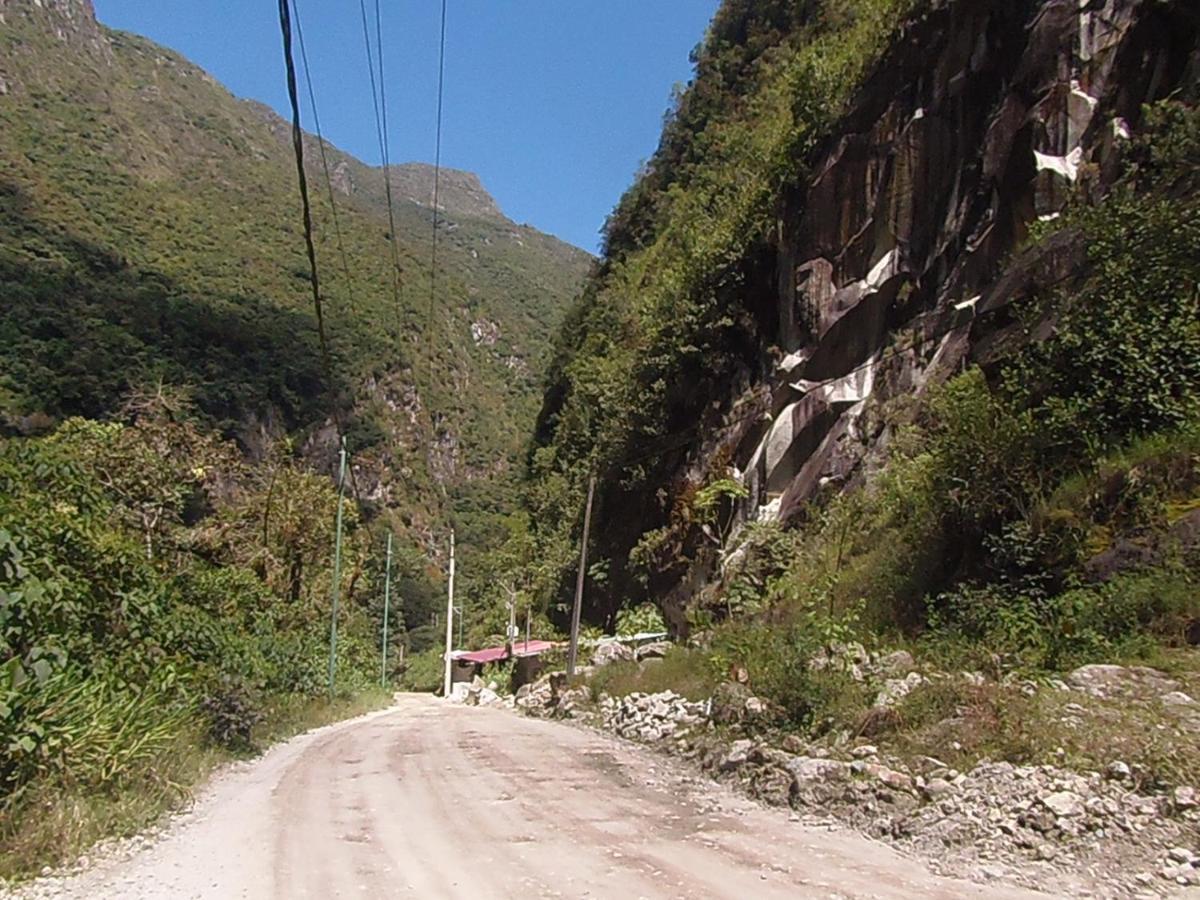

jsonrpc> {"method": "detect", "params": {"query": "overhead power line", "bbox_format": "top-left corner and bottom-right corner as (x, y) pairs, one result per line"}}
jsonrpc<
(358, 0), (406, 343)
(425, 0), (449, 392)
(292, 0), (358, 328)
(277, 0), (381, 548)
(275, 0), (332, 378)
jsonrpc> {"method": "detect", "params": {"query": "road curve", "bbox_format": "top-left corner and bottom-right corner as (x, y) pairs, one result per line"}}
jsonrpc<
(15, 695), (1044, 899)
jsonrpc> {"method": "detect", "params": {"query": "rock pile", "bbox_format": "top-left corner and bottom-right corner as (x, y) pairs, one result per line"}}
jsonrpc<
(591, 640), (635, 667)
(710, 737), (1200, 897)
(447, 677), (510, 709)
(805, 641), (930, 708)
(1158, 846), (1200, 887)
(511, 672), (592, 719)
(600, 692), (708, 743)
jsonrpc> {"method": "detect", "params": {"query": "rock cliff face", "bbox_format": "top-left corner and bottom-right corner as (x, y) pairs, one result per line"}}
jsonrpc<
(0, 0), (105, 54)
(747, 0), (1194, 515)
(660, 0), (1198, 621)
(387, 163), (507, 222)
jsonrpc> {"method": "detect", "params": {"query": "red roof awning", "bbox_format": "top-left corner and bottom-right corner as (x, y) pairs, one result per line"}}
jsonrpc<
(455, 640), (560, 664)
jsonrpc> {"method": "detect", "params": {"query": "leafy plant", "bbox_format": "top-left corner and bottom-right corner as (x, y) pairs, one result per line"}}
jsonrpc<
(615, 603), (667, 636)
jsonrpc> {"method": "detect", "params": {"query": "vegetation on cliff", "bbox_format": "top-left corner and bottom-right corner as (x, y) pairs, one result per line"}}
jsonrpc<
(0, 0), (588, 873)
(527, 0), (921, 621)
(563, 97), (1200, 771)
(518, 0), (1199, 761)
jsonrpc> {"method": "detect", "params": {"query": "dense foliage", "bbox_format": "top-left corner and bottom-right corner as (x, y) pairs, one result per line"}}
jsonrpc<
(0, 396), (390, 869)
(0, 6), (590, 572)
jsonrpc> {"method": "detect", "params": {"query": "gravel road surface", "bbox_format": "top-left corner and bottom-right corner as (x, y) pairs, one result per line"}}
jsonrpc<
(7, 695), (1044, 899)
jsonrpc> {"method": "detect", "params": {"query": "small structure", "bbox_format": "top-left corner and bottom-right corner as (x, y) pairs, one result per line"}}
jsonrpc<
(449, 639), (560, 689)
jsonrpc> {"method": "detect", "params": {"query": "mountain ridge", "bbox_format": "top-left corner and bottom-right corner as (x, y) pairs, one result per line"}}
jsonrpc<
(0, 0), (591, 568)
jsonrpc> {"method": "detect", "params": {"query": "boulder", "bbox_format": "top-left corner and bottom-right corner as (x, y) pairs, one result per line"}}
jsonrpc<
(635, 640), (672, 661)
(591, 640), (635, 667)
(1066, 664), (1179, 699)
(809, 641), (870, 681)
(863, 763), (915, 793)
(875, 650), (916, 677)
(787, 756), (850, 785)
(1040, 790), (1085, 818)
(1172, 786), (1197, 810)
(721, 739), (755, 772)
(1160, 691), (1196, 707)
(875, 672), (926, 707)
(711, 681), (754, 726)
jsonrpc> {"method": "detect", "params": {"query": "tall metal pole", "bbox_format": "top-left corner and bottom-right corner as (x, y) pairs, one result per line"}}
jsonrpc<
(327, 439), (348, 698)
(525, 606), (530, 652)
(442, 529), (456, 697)
(381, 532), (393, 688)
(567, 475), (596, 678)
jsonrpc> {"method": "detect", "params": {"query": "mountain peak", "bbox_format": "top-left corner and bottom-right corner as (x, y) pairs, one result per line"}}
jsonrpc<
(388, 163), (506, 223)
(0, 0), (106, 55)
(1, 0), (96, 18)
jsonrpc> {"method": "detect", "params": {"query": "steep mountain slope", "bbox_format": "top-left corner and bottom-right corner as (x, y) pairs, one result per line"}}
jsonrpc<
(528, 0), (1198, 627)
(0, 0), (591, 555)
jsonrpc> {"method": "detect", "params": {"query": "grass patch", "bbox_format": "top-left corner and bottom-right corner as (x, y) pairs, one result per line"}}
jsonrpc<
(877, 655), (1200, 789)
(586, 647), (719, 702)
(0, 689), (392, 882)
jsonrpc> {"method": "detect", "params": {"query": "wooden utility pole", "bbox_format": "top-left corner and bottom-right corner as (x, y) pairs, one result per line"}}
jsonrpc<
(567, 475), (596, 677)
(327, 439), (348, 698)
(442, 529), (456, 697)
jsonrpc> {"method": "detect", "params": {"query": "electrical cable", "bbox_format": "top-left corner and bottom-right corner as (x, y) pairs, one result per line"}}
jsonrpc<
(357, 0), (405, 343)
(425, 0), (448, 393)
(278, 0), (380, 551)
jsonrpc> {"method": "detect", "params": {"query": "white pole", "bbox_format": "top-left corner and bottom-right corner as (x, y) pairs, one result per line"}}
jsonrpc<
(442, 529), (456, 697)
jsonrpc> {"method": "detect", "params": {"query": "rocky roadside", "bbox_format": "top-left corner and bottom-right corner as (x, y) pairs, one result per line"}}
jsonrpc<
(509, 644), (1200, 899)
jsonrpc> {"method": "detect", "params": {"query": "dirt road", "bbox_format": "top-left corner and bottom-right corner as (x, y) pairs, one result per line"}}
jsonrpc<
(13, 695), (1045, 899)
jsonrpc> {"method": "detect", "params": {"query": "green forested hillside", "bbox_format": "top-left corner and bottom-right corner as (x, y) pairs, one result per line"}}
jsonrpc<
(0, 0), (588, 872)
(0, 1), (590, 549)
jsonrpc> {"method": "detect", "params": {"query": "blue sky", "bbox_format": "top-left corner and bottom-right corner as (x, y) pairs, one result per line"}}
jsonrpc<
(92, 1), (722, 252)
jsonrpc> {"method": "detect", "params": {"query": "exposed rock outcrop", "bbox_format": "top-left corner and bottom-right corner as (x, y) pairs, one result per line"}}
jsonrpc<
(653, 0), (1199, 623)
(740, 0), (1197, 523)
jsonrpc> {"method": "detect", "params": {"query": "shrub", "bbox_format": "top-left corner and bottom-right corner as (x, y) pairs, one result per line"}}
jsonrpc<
(615, 603), (667, 636)
(588, 646), (718, 701)
(199, 677), (263, 751)
(399, 648), (444, 693)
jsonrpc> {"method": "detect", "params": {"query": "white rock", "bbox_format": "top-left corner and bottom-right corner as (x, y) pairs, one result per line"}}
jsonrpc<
(875, 650), (915, 676)
(1160, 691), (1196, 707)
(721, 740), (755, 771)
(787, 756), (850, 784)
(875, 672), (926, 707)
(1173, 786), (1197, 810)
(591, 640), (635, 667)
(1041, 791), (1085, 818)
